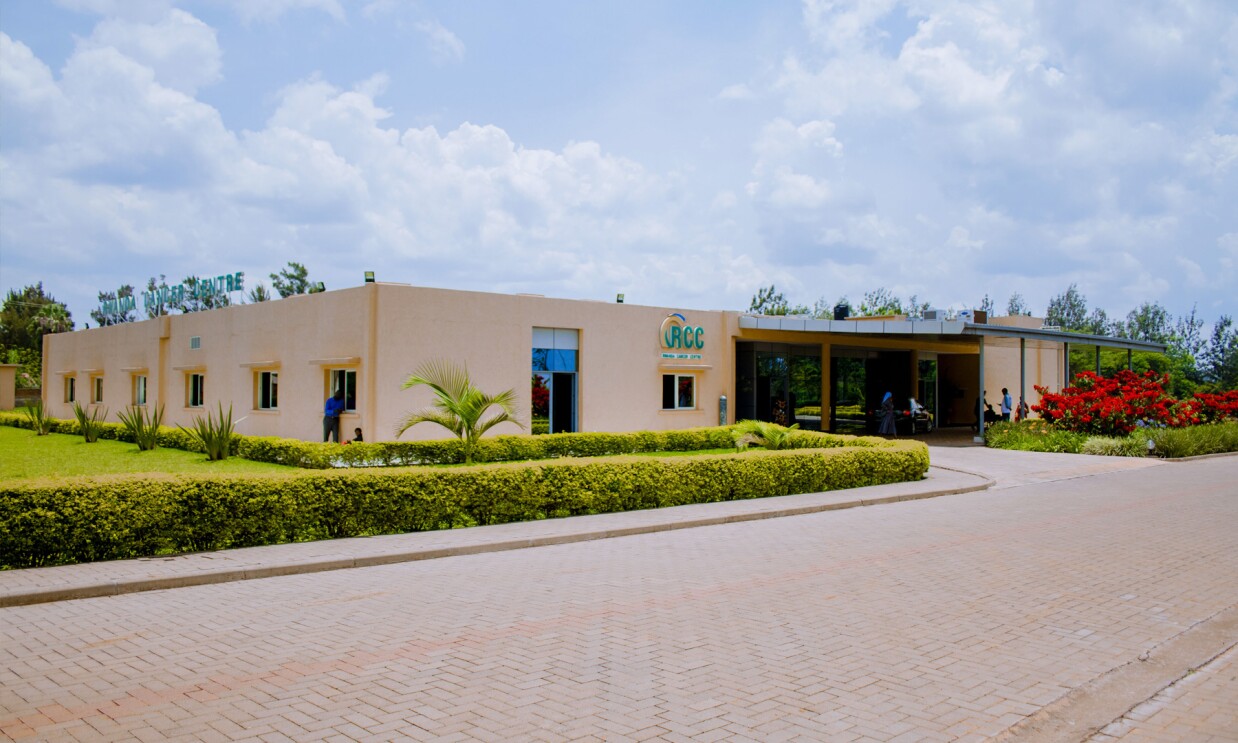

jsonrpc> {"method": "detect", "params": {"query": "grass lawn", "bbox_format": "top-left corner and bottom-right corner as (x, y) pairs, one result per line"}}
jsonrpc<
(0, 426), (299, 482)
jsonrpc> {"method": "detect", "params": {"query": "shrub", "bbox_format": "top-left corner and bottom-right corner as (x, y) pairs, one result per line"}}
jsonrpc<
(984, 420), (1086, 453)
(1144, 422), (1238, 458)
(733, 420), (802, 450)
(1034, 370), (1205, 436)
(1080, 435), (1147, 457)
(179, 404), (236, 461)
(22, 400), (52, 436)
(1192, 391), (1238, 423)
(0, 440), (929, 568)
(117, 404), (164, 451)
(71, 402), (108, 443)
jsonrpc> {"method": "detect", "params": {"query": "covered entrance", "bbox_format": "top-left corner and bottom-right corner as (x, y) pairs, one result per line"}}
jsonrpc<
(735, 342), (823, 430)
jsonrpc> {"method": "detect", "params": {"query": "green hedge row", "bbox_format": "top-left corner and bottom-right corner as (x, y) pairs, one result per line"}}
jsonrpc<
(0, 441), (928, 568)
(0, 411), (893, 468)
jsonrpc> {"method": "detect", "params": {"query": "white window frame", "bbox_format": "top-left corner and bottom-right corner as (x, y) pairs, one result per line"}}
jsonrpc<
(327, 368), (358, 413)
(662, 373), (696, 411)
(132, 375), (147, 406)
(92, 376), (104, 404)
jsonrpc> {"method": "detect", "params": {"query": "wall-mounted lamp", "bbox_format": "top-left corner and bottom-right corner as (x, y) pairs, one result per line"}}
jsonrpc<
(616, 293), (625, 304)
(364, 271), (375, 283)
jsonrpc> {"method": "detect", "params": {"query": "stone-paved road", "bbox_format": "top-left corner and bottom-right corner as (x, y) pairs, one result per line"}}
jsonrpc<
(2, 455), (1235, 742)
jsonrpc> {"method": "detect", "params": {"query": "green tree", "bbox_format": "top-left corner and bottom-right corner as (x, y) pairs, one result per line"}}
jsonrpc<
(90, 284), (137, 326)
(1046, 283), (1088, 330)
(247, 282), (272, 303)
(1006, 292), (1029, 316)
(1202, 315), (1238, 389)
(856, 287), (903, 316)
(1121, 301), (1172, 342)
(176, 276), (232, 313)
(748, 285), (807, 315)
(1081, 307), (1113, 336)
(270, 261), (313, 298)
(905, 294), (930, 318)
(397, 359), (523, 464)
(0, 283), (74, 354)
(977, 294), (994, 315)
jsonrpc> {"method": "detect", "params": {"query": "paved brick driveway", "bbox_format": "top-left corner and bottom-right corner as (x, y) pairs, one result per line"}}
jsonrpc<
(1, 455), (1235, 741)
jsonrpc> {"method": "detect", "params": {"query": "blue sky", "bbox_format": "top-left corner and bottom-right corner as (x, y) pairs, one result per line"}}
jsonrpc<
(1, 0), (1235, 328)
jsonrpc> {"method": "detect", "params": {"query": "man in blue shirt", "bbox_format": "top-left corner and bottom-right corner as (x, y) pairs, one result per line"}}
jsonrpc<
(1001, 388), (1013, 422)
(323, 389), (346, 442)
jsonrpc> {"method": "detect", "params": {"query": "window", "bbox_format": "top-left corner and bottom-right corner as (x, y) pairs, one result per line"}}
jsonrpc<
(92, 376), (104, 404)
(189, 336), (201, 350)
(257, 371), (278, 410)
(662, 374), (695, 410)
(65, 377), (76, 403)
(187, 373), (205, 408)
(328, 369), (357, 412)
(132, 375), (147, 405)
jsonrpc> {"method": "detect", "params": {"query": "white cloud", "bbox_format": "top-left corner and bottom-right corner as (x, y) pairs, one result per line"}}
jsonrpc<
(80, 9), (221, 95)
(718, 83), (754, 101)
(415, 20), (465, 65)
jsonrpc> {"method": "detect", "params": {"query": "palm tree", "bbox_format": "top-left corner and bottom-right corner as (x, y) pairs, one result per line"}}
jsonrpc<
(397, 360), (523, 464)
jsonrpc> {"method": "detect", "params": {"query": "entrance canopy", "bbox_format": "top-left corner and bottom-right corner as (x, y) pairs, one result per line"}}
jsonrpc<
(738, 314), (1168, 439)
(738, 315), (1168, 354)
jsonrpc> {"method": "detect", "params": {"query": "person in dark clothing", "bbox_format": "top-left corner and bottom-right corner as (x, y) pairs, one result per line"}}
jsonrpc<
(323, 389), (345, 442)
(878, 391), (897, 436)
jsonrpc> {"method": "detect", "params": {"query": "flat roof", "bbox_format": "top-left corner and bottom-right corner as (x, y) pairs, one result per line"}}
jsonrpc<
(738, 315), (1167, 354)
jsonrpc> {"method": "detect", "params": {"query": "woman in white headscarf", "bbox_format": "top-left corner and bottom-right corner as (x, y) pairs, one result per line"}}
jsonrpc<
(878, 391), (897, 436)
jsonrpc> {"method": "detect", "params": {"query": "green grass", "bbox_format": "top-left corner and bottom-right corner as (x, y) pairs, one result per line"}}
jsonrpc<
(630, 447), (738, 457)
(0, 426), (298, 482)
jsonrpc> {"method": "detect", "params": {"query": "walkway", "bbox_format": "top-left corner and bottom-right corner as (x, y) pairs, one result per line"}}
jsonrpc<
(0, 450), (1233, 741)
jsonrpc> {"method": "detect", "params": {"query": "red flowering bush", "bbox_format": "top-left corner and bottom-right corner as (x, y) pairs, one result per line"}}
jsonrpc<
(1033, 370), (1200, 436)
(1192, 390), (1238, 423)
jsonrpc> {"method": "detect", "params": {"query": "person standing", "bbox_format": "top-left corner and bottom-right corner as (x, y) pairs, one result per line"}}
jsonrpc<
(1001, 388), (1013, 422)
(878, 391), (897, 436)
(323, 389), (345, 442)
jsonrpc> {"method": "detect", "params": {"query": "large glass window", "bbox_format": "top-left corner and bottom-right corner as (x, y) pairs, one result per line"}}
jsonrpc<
(329, 369), (357, 412)
(64, 377), (75, 403)
(257, 371), (278, 410)
(132, 375), (147, 405)
(532, 327), (579, 434)
(92, 376), (104, 404)
(735, 342), (822, 429)
(662, 374), (695, 410)
(187, 373), (205, 408)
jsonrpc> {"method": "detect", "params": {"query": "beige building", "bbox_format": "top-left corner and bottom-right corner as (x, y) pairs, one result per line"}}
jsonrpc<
(41, 282), (1164, 442)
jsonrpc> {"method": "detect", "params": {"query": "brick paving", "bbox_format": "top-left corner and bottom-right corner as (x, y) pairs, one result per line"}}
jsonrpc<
(0, 453), (1234, 741)
(1088, 643), (1238, 742)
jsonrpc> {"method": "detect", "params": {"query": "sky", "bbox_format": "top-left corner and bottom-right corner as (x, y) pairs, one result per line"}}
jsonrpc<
(1, 0), (1235, 329)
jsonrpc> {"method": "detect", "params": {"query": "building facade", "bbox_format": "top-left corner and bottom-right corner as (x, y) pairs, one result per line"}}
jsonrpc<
(42, 282), (1152, 442)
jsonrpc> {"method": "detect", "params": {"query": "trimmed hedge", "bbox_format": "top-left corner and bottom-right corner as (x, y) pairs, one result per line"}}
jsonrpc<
(0, 441), (928, 568)
(0, 412), (892, 468)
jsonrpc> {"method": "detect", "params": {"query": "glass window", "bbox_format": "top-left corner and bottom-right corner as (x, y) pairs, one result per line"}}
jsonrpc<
(133, 375), (147, 405)
(65, 377), (75, 403)
(662, 374), (695, 410)
(92, 377), (104, 404)
(531, 349), (577, 372)
(329, 369), (357, 412)
(258, 371), (278, 410)
(188, 373), (205, 408)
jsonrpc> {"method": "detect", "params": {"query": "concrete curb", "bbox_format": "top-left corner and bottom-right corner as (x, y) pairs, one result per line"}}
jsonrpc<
(995, 603), (1238, 742)
(0, 468), (992, 608)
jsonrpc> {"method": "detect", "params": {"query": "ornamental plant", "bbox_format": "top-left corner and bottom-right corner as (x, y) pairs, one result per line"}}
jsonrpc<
(72, 402), (108, 443)
(397, 360), (523, 465)
(22, 400), (52, 436)
(118, 404), (165, 451)
(1034, 370), (1204, 436)
(179, 403), (236, 461)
